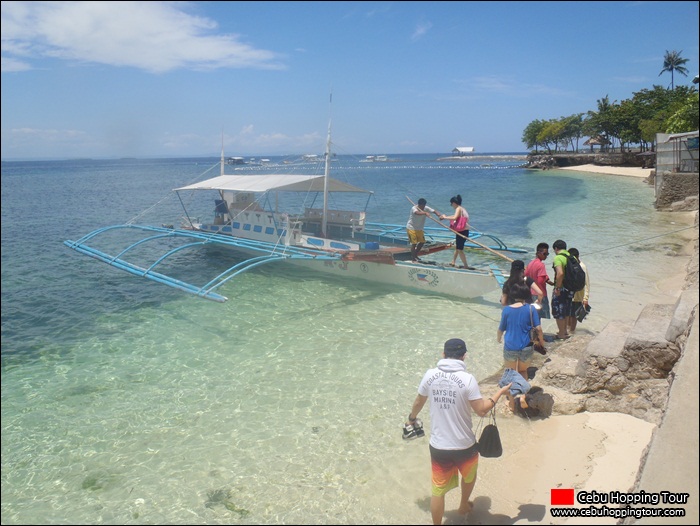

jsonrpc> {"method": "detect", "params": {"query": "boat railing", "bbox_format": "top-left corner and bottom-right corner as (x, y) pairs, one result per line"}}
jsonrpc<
(363, 222), (528, 254)
(364, 222), (447, 243)
(303, 208), (366, 230)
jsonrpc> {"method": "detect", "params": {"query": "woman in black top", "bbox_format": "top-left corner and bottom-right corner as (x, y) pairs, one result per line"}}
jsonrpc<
(501, 260), (543, 307)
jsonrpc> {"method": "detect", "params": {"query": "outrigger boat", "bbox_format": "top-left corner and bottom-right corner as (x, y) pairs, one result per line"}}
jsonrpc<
(64, 123), (525, 303)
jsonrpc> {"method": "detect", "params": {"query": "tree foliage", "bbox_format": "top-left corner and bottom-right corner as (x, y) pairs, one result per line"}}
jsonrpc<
(665, 91), (700, 133)
(659, 50), (690, 90)
(522, 50), (697, 152)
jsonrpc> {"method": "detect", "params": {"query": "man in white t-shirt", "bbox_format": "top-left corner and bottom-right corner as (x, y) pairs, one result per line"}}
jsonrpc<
(406, 198), (440, 262)
(405, 338), (511, 525)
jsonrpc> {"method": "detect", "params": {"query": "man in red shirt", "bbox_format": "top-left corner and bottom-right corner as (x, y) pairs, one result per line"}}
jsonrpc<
(525, 242), (554, 319)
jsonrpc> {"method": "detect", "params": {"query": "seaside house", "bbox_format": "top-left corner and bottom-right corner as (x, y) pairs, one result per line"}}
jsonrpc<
(656, 130), (699, 173)
(583, 135), (611, 153)
(452, 147), (475, 156)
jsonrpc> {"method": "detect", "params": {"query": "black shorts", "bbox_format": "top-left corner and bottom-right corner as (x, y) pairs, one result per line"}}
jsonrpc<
(455, 230), (470, 250)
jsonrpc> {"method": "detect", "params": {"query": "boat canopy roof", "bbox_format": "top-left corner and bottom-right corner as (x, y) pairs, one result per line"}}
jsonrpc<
(175, 174), (372, 194)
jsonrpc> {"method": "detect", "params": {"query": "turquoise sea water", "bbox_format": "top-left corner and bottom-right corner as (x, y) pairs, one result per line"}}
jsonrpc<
(1, 154), (691, 524)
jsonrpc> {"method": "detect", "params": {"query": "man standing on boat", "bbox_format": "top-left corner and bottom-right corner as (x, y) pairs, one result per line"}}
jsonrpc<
(407, 198), (441, 262)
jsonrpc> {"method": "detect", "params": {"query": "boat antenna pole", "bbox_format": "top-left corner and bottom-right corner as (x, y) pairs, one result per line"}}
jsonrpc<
(321, 92), (332, 237)
(220, 129), (225, 177)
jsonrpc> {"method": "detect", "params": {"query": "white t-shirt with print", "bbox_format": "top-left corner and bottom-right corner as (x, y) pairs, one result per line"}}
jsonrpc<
(418, 358), (482, 450)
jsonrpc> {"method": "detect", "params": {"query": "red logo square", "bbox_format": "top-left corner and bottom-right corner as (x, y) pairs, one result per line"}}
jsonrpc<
(551, 488), (575, 505)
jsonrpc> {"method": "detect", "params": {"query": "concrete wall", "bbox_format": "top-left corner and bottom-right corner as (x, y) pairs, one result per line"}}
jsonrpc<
(655, 133), (675, 175)
(655, 171), (700, 209)
(655, 132), (699, 209)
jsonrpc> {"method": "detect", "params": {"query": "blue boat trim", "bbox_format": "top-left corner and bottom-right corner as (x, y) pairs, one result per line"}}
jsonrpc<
(64, 224), (341, 302)
(490, 263), (506, 287)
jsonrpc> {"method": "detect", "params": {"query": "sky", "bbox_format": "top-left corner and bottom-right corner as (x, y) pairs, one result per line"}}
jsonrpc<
(1, 1), (699, 160)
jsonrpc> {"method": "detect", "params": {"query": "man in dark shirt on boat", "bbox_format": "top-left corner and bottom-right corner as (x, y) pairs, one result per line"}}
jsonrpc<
(406, 198), (441, 262)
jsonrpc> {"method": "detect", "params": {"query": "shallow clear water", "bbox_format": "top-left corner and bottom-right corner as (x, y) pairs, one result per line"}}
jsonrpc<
(1, 155), (691, 524)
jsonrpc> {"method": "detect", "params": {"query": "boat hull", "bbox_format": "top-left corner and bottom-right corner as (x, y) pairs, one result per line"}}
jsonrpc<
(285, 257), (498, 299)
(192, 221), (500, 300)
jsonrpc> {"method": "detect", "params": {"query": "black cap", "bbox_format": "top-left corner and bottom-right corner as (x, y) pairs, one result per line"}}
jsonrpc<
(444, 338), (467, 357)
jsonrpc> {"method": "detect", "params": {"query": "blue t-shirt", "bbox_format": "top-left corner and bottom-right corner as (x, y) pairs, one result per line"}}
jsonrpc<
(498, 304), (540, 351)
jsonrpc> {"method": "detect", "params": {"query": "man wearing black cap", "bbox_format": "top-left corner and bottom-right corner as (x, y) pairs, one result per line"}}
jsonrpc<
(405, 338), (511, 525)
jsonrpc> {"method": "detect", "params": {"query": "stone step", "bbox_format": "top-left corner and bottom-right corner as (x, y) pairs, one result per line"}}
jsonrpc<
(487, 289), (698, 423)
(622, 303), (680, 380)
(666, 288), (698, 342)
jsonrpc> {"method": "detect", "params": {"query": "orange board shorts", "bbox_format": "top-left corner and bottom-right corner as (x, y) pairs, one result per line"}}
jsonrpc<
(430, 444), (479, 497)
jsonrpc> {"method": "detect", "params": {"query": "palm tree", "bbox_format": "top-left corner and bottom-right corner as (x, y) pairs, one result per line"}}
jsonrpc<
(659, 50), (689, 90)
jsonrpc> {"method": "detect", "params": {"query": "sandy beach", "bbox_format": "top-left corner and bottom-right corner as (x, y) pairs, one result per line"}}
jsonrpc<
(559, 164), (654, 178)
(434, 167), (698, 525)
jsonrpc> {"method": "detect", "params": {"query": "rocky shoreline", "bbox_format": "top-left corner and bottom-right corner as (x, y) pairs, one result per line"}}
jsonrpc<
(526, 152), (649, 170)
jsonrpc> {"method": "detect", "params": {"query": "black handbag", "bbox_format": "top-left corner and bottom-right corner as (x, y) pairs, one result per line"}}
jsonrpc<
(476, 407), (502, 458)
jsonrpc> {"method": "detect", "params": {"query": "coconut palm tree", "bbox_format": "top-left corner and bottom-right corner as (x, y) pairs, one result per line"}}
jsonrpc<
(659, 50), (689, 90)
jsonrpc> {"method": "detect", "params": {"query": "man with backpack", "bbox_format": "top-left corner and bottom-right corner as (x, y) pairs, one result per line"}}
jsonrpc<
(567, 248), (590, 334)
(551, 239), (577, 340)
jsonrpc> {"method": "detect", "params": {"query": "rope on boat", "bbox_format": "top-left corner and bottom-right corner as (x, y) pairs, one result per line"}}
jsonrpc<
(126, 160), (221, 225)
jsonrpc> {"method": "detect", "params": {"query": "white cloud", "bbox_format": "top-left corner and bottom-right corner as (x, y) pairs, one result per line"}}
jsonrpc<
(223, 125), (322, 153)
(411, 21), (432, 41)
(157, 125), (323, 156)
(2, 127), (90, 156)
(461, 76), (573, 97)
(1, 56), (32, 71)
(1, 1), (286, 73)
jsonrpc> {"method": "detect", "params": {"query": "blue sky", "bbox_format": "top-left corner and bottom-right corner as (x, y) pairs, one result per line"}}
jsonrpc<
(1, 1), (698, 160)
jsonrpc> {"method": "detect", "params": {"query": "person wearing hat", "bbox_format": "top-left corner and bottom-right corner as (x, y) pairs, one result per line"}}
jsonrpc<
(404, 338), (511, 525)
(500, 259), (543, 307)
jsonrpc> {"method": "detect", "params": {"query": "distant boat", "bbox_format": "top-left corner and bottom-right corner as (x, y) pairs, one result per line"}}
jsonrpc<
(360, 155), (391, 162)
(226, 156), (246, 165)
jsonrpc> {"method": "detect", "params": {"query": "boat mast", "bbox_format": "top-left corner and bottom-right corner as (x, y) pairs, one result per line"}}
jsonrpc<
(220, 130), (225, 177)
(321, 94), (332, 237)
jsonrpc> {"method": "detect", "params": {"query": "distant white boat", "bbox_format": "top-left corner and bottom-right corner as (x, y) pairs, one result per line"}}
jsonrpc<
(226, 156), (246, 165)
(360, 155), (390, 162)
